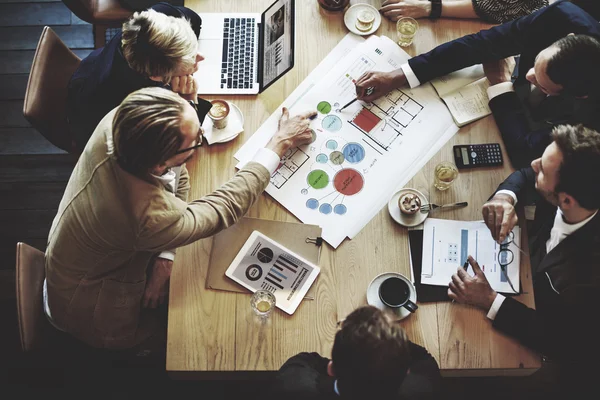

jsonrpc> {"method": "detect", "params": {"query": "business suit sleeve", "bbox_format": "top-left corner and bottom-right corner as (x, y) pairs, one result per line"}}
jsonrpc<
(400, 342), (442, 400)
(174, 164), (190, 203)
(495, 167), (538, 202)
(489, 92), (552, 169)
(136, 161), (270, 252)
(268, 352), (331, 400)
(408, 2), (595, 84)
(492, 284), (600, 364)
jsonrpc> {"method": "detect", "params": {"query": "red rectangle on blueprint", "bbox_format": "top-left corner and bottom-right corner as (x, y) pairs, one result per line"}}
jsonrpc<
(352, 108), (381, 133)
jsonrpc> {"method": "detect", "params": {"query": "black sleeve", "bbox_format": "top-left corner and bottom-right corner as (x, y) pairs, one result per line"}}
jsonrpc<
(399, 342), (442, 400)
(489, 92), (552, 169)
(268, 352), (331, 400)
(495, 167), (537, 203)
(408, 2), (597, 84)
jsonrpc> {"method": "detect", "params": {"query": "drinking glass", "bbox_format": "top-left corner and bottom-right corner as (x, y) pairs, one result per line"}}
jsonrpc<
(433, 161), (459, 191)
(396, 17), (419, 47)
(250, 290), (276, 317)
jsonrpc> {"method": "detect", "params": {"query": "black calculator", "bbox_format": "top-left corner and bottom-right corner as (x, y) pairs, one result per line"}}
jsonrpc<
(453, 143), (503, 169)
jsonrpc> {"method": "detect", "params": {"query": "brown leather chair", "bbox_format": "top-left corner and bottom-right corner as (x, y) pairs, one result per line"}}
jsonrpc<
(15, 242), (48, 352)
(23, 27), (80, 154)
(62, 0), (133, 48)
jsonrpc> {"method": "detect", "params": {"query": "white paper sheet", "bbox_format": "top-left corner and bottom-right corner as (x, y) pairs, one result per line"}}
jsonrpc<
(236, 34), (459, 247)
(421, 218), (521, 294)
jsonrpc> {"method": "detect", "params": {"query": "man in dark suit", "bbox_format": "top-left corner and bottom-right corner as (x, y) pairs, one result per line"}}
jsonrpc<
(448, 124), (600, 394)
(269, 306), (441, 400)
(67, 2), (210, 152)
(356, 1), (600, 168)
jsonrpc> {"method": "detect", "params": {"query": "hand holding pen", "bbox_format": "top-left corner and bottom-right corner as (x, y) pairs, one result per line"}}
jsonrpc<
(353, 69), (408, 102)
(448, 256), (497, 311)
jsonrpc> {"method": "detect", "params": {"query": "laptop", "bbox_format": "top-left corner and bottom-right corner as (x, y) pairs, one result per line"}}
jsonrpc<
(195, 0), (295, 95)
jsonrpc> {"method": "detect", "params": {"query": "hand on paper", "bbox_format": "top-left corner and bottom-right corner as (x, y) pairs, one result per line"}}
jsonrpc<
(380, 0), (431, 21)
(482, 193), (518, 243)
(266, 107), (317, 157)
(171, 74), (198, 102)
(483, 57), (516, 86)
(448, 256), (497, 310)
(143, 257), (172, 308)
(355, 69), (407, 102)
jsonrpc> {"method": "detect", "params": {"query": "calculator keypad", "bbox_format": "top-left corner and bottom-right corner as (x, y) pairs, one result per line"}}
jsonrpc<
(468, 144), (503, 166)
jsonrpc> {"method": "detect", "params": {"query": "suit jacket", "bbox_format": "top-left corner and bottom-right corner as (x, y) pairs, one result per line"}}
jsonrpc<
(269, 343), (442, 400)
(66, 2), (206, 152)
(408, 1), (600, 168)
(491, 168), (600, 372)
(45, 108), (271, 349)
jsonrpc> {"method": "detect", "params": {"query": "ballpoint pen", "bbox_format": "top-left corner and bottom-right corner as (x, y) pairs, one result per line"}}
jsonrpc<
(339, 86), (375, 111)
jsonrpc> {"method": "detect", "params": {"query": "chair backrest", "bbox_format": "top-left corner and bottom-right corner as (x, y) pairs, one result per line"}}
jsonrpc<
(16, 242), (47, 352)
(23, 26), (81, 153)
(62, 0), (133, 24)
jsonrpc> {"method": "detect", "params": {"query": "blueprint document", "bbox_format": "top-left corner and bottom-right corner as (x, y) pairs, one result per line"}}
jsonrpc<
(421, 218), (521, 294)
(235, 34), (459, 248)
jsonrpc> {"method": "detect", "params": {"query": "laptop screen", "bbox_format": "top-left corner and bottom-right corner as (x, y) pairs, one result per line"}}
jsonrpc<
(260, 0), (295, 91)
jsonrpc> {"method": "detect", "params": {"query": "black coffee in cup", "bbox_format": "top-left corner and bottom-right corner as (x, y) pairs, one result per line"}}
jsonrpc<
(379, 277), (418, 313)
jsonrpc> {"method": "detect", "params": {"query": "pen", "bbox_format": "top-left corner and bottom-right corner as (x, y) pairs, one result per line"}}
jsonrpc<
(339, 86), (375, 111)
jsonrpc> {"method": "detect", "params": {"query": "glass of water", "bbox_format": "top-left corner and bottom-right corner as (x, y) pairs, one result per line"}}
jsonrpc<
(434, 161), (459, 191)
(250, 290), (276, 317)
(396, 17), (419, 47)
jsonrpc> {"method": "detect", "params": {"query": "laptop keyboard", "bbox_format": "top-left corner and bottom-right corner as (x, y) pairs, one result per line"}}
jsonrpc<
(221, 18), (255, 90)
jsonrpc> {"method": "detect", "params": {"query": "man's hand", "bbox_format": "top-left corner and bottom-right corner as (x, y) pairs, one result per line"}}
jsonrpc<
(482, 193), (518, 243)
(483, 57), (516, 86)
(355, 69), (407, 102)
(143, 258), (173, 309)
(266, 107), (317, 157)
(380, 0), (431, 21)
(448, 256), (497, 310)
(171, 74), (198, 102)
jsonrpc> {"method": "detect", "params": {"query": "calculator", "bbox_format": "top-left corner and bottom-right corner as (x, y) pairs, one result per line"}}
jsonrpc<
(453, 143), (503, 169)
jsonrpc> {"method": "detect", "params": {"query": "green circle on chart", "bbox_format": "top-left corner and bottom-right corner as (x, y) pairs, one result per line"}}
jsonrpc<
(307, 170), (330, 189)
(317, 101), (332, 114)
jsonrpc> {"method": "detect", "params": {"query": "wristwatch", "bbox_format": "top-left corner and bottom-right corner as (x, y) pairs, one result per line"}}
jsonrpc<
(429, 0), (442, 19)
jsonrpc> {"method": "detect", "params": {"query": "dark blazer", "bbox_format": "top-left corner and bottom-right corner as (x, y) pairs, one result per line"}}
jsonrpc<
(492, 168), (600, 374)
(269, 342), (441, 400)
(67, 2), (207, 152)
(408, 1), (600, 168)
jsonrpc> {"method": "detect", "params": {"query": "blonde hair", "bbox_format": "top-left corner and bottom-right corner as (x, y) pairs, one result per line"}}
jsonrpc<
(121, 9), (197, 83)
(112, 87), (186, 176)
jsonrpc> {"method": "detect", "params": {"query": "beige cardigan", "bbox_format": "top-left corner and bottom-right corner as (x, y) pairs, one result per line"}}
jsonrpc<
(46, 109), (270, 349)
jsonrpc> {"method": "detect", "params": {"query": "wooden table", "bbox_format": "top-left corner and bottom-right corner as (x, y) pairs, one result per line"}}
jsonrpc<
(167, 0), (541, 378)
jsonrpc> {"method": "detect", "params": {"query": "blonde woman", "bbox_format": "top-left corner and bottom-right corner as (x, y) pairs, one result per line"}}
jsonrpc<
(67, 2), (207, 151)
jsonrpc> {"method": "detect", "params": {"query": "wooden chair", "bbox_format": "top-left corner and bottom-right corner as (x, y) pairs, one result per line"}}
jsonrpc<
(62, 0), (133, 48)
(23, 27), (81, 154)
(15, 243), (47, 352)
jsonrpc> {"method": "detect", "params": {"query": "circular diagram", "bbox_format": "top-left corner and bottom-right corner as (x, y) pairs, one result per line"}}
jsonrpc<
(326, 140), (338, 150)
(322, 115), (343, 132)
(330, 151), (345, 165)
(307, 170), (329, 189)
(342, 143), (366, 163)
(301, 188), (308, 195)
(306, 198), (319, 209)
(309, 129), (317, 143)
(319, 203), (332, 214)
(316, 153), (328, 163)
(245, 264), (263, 281)
(257, 247), (274, 263)
(334, 168), (364, 196)
(334, 204), (347, 215)
(317, 101), (332, 114)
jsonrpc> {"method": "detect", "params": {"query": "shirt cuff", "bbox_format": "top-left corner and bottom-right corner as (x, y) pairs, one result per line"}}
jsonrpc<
(486, 293), (507, 321)
(487, 82), (514, 101)
(252, 147), (280, 175)
(401, 63), (421, 88)
(158, 251), (175, 261)
(495, 190), (518, 206)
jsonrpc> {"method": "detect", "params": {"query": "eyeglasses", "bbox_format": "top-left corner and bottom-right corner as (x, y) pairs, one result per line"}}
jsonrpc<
(498, 231), (518, 294)
(174, 128), (204, 155)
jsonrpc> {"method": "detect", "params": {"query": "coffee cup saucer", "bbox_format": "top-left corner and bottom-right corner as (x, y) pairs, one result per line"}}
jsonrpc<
(367, 272), (417, 321)
(388, 188), (428, 228)
(202, 101), (244, 145)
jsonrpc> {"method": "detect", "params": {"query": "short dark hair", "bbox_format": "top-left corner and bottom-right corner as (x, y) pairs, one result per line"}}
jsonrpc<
(331, 306), (411, 399)
(546, 34), (600, 97)
(112, 87), (185, 177)
(552, 124), (600, 209)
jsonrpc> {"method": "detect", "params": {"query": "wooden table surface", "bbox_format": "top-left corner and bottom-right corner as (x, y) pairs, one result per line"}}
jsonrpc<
(167, 0), (541, 377)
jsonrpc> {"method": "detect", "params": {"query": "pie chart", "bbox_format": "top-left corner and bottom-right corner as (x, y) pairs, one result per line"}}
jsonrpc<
(257, 247), (274, 263)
